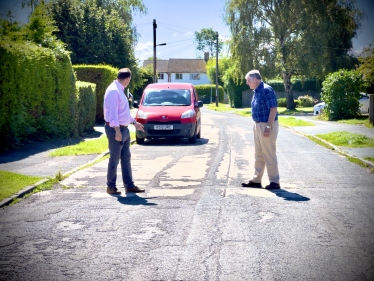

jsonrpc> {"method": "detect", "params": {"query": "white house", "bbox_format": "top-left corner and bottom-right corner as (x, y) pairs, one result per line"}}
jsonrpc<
(143, 59), (211, 86)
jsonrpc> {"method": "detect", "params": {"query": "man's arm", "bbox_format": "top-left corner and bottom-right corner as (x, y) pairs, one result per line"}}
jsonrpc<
(263, 107), (277, 138)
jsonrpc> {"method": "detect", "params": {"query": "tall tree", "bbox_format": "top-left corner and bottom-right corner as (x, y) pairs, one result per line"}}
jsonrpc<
(194, 28), (224, 58)
(357, 42), (374, 93)
(224, 0), (363, 109)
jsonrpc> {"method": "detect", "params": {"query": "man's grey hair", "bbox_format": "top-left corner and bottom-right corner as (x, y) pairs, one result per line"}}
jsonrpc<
(245, 70), (262, 81)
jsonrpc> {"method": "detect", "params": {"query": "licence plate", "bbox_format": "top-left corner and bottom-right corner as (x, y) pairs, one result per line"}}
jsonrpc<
(154, 125), (173, 130)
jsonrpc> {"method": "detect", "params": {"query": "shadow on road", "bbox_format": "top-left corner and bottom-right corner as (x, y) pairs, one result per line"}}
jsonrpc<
(110, 194), (158, 206)
(138, 138), (209, 146)
(268, 189), (310, 201)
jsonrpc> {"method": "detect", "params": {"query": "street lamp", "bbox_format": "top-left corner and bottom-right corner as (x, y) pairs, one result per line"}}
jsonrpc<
(211, 67), (216, 104)
(153, 19), (166, 83)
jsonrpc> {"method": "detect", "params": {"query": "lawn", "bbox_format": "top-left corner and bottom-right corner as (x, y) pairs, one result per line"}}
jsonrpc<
(316, 131), (374, 147)
(337, 117), (374, 129)
(49, 132), (136, 156)
(278, 117), (315, 126)
(0, 170), (44, 202)
(278, 107), (314, 115)
(207, 103), (236, 112)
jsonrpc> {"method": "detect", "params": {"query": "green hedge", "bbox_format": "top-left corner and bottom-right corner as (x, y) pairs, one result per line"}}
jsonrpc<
(195, 84), (224, 104)
(74, 81), (96, 136)
(225, 78), (248, 108)
(0, 40), (76, 149)
(73, 65), (118, 123)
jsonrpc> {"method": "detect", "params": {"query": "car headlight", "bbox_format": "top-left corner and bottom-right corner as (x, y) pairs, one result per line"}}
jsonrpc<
(137, 110), (147, 119)
(181, 109), (194, 118)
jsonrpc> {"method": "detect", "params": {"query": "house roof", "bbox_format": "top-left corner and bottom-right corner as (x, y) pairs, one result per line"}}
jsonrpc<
(143, 59), (207, 73)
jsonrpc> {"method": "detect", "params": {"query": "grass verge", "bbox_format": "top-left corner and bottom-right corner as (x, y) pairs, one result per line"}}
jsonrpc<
(49, 132), (136, 156)
(337, 117), (374, 129)
(207, 103), (236, 112)
(364, 157), (374, 162)
(0, 171), (45, 202)
(278, 107), (314, 115)
(278, 117), (315, 126)
(315, 131), (374, 147)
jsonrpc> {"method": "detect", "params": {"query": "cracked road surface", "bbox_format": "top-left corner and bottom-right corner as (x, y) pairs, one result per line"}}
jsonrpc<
(1, 108), (374, 280)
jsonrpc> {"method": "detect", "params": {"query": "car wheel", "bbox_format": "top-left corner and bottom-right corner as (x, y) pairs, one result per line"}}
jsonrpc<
(136, 135), (145, 144)
(188, 128), (197, 143)
(197, 126), (201, 139)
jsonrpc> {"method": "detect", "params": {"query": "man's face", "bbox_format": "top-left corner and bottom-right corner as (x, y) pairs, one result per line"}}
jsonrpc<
(246, 76), (257, 89)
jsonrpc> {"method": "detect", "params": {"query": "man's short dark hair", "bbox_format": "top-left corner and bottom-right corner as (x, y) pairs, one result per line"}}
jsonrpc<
(117, 68), (132, 80)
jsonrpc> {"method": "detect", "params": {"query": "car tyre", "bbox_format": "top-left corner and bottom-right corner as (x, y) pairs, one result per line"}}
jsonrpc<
(197, 126), (201, 139)
(188, 128), (197, 143)
(136, 135), (145, 144)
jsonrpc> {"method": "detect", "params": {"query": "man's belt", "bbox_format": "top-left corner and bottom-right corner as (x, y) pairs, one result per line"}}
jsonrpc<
(106, 122), (128, 129)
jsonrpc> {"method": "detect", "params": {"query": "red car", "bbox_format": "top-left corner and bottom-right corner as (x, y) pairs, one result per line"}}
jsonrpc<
(133, 83), (203, 144)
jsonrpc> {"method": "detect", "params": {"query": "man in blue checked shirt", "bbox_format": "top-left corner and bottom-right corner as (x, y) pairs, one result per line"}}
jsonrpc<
(242, 70), (281, 189)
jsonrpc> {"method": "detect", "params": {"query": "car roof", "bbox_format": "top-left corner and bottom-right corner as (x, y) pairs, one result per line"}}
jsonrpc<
(145, 83), (194, 90)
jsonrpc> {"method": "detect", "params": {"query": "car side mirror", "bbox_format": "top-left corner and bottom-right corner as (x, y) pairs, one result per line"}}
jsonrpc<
(198, 101), (203, 108)
(133, 101), (139, 108)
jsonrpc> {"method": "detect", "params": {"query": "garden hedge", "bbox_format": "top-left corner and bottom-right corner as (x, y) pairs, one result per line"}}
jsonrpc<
(0, 40), (76, 149)
(73, 65), (118, 123)
(267, 79), (322, 92)
(74, 81), (96, 136)
(195, 84), (224, 104)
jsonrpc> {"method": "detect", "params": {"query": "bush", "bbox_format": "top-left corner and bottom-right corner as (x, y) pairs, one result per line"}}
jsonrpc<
(322, 69), (369, 120)
(277, 98), (301, 108)
(73, 65), (118, 124)
(195, 84), (224, 104)
(268, 79), (321, 92)
(0, 39), (75, 149)
(74, 81), (96, 136)
(298, 95), (316, 107)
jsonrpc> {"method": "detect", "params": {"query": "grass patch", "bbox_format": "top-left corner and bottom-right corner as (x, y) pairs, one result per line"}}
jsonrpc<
(337, 117), (374, 129)
(278, 107), (314, 115)
(316, 131), (374, 147)
(49, 132), (135, 156)
(206, 103), (236, 112)
(235, 110), (252, 117)
(363, 157), (374, 162)
(278, 117), (315, 126)
(0, 170), (44, 202)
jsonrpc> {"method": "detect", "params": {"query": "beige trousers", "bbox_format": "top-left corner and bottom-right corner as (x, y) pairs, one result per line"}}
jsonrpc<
(252, 120), (280, 184)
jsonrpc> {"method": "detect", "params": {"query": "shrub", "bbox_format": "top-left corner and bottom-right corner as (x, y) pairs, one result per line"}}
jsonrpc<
(74, 81), (96, 136)
(277, 98), (301, 108)
(322, 69), (369, 120)
(73, 65), (118, 124)
(298, 95), (316, 107)
(195, 84), (224, 104)
(267, 79), (321, 92)
(0, 39), (75, 149)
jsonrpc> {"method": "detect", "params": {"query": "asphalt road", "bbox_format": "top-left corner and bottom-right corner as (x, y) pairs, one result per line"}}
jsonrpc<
(0, 108), (373, 280)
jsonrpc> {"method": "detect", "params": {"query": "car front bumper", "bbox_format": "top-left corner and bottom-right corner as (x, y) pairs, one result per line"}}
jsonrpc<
(136, 122), (196, 139)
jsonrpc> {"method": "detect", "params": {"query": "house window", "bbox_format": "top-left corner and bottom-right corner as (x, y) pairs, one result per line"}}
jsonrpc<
(158, 73), (164, 79)
(176, 73), (183, 80)
(190, 74), (200, 80)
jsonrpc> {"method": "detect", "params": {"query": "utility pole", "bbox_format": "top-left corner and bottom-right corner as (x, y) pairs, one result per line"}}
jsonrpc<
(153, 19), (157, 83)
(215, 32), (219, 107)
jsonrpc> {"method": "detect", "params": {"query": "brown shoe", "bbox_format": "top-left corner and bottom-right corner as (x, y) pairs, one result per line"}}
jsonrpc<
(126, 186), (145, 193)
(107, 188), (121, 195)
(241, 180), (262, 188)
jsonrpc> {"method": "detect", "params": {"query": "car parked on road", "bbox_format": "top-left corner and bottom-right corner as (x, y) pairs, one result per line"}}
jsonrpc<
(313, 93), (370, 115)
(133, 83), (203, 144)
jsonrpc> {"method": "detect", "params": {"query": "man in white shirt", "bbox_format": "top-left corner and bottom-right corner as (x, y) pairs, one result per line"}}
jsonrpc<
(104, 68), (144, 195)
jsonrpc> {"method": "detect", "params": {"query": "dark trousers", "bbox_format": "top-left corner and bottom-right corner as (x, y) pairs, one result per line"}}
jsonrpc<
(105, 124), (134, 190)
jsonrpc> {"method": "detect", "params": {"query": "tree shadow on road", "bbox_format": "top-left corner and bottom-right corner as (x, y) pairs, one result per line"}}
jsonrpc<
(268, 189), (310, 201)
(110, 194), (158, 206)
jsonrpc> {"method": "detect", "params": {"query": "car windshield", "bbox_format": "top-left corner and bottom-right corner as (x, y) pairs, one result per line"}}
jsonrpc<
(142, 89), (191, 106)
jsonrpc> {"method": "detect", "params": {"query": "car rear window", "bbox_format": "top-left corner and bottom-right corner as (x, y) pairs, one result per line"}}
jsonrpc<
(142, 89), (191, 106)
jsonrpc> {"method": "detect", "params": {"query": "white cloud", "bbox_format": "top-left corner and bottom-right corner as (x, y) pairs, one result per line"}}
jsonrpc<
(135, 41), (153, 62)
(173, 32), (177, 36)
(185, 31), (194, 37)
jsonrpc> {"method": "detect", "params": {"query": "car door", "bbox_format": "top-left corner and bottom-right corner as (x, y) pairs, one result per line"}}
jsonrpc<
(193, 87), (201, 130)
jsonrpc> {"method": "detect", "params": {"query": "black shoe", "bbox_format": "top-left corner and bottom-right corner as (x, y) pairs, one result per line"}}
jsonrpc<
(126, 186), (145, 193)
(107, 188), (121, 195)
(241, 181), (262, 188)
(265, 182), (281, 189)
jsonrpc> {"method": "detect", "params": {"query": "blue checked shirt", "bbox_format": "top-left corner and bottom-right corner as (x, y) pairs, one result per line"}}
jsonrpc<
(251, 82), (278, 122)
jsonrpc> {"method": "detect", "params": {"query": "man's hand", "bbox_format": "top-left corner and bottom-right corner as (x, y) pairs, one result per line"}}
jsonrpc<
(263, 127), (271, 138)
(134, 122), (145, 132)
(114, 127), (122, 141)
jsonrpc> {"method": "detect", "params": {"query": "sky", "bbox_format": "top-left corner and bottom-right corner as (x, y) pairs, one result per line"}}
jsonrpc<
(1, 0), (373, 65)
